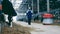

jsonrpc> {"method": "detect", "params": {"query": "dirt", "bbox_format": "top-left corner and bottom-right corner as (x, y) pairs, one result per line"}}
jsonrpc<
(1, 23), (31, 34)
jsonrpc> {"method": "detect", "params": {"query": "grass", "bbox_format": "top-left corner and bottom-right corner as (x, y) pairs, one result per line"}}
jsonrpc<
(1, 23), (31, 34)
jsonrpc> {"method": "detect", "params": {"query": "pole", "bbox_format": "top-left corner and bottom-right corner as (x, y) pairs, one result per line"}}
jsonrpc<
(32, 0), (33, 12)
(37, 0), (39, 14)
(0, 0), (2, 34)
(47, 0), (49, 12)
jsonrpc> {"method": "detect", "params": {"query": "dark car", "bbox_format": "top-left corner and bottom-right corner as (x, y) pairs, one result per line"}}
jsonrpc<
(32, 12), (47, 21)
(49, 9), (60, 19)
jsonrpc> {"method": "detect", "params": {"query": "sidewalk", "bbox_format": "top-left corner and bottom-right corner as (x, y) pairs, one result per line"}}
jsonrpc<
(14, 21), (60, 34)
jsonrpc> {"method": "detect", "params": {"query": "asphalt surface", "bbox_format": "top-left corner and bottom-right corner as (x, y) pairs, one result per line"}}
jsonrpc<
(14, 21), (60, 34)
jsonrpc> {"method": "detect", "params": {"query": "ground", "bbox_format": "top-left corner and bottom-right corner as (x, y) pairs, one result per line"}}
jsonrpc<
(1, 22), (31, 34)
(1, 20), (60, 34)
(14, 21), (60, 34)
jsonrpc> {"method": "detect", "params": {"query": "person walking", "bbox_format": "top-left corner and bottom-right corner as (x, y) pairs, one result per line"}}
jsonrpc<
(26, 7), (32, 25)
(2, 0), (17, 26)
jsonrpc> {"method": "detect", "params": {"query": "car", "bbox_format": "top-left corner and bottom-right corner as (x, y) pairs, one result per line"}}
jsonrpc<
(49, 9), (60, 19)
(32, 12), (47, 21)
(16, 13), (28, 21)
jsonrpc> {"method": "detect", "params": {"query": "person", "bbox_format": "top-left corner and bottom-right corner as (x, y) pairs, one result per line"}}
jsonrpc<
(2, 0), (17, 26)
(0, 3), (5, 22)
(26, 7), (32, 25)
(41, 14), (43, 22)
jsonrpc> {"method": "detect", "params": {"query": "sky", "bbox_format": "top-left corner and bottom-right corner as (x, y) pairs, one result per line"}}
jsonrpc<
(10, 0), (22, 9)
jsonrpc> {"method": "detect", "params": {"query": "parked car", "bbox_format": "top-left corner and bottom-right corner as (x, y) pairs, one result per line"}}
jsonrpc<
(49, 9), (60, 19)
(32, 12), (47, 21)
(16, 13), (28, 21)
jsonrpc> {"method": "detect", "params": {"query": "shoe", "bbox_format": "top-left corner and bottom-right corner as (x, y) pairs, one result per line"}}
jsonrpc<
(5, 21), (9, 25)
(28, 23), (31, 25)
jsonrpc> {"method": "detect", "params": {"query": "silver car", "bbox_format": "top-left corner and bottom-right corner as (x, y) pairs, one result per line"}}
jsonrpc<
(16, 13), (27, 21)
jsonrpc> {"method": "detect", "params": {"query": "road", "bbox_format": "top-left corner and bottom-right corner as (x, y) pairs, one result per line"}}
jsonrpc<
(14, 21), (60, 34)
